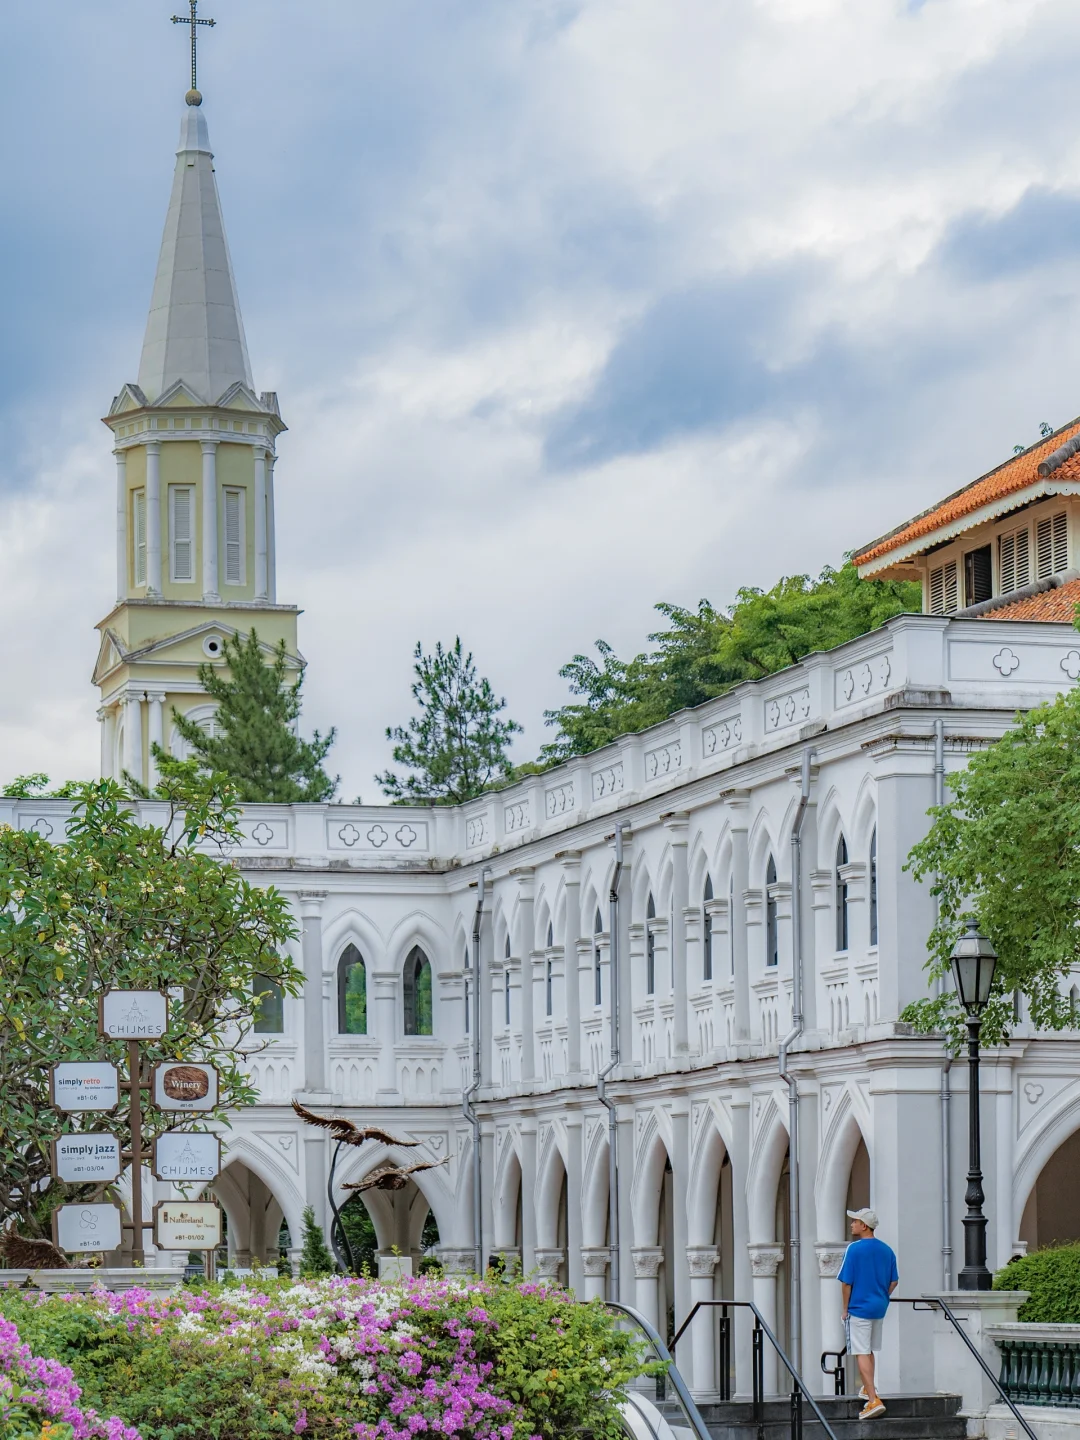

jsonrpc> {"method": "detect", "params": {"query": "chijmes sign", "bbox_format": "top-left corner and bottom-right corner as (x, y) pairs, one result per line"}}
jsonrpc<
(50, 1063), (120, 1112)
(153, 1201), (222, 1250)
(152, 1132), (220, 1183)
(51, 1134), (122, 1183)
(99, 989), (169, 1040)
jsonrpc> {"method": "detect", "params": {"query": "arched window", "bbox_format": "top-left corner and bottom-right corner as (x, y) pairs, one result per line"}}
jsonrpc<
(835, 835), (849, 953)
(504, 966), (511, 1026)
(463, 945), (470, 1035)
(505, 933), (512, 959)
(547, 921), (554, 948)
(403, 946), (433, 1036)
(594, 907), (603, 1007)
(545, 957), (553, 1017)
(703, 874), (714, 982)
(645, 893), (657, 996)
(729, 875), (735, 976)
(765, 855), (778, 968)
(337, 944), (367, 1035)
(868, 828), (878, 948)
(253, 973), (284, 1034)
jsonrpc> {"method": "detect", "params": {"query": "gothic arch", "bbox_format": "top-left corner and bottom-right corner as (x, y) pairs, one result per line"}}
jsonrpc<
(536, 1127), (569, 1249)
(814, 785), (848, 866)
(746, 1097), (790, 1243)
(1013, 1080), (1080, 1227)
(385, 911), (449, 974)
(849, 774), (878, 857)
(492, 1132), (523, 1250)
(687, 1111), (732, 1246)
(815, 1091), (871, 1243)
(332, 1136), (457, 1245)
(631, 1113), (673, 1245)
(581, 1124), (610, 1247)
(321, 908), (387, 975)
(216, 1130), (307, 1247)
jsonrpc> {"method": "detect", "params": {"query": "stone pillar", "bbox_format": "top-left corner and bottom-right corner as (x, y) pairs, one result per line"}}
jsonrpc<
(730, 1096), (754, 1397)
(514, 869), (536, 1081)
(671, 1101), (691, 1367)
(298, 891), (328, 1093)
(725, 791), (751, 1047)
(815, 1242), (847, 1362)
(373, 972), (399, 1095)
(145, 442), (162, 596)
(665, 813), (690, 1056)
(115, 449), (127, 601)
(266, 452), (277, 604)
(561, 854), (582, 1074)
(97, 707), (112, 780)
(872, 745), (937, 1021)
(253, 447), (268, 601)
(534, 1248), (565, 1281)
(632, 1246), (664, 1332)
(686, 1246), (721, 1394)
(748, 1242), (784, 1394)
(146, 692), (165, 786)
(931, 1292), (1028, 1419)
(201, 441), (219, 600)
(123, 692), (143, 787)
(581, 1246), (609, 1301)
(566, 1115), (585, 1296)
(439, 1247), (476, 1275)
(520, 1121), (538, 1275)
(303, 1130), (330, 1242)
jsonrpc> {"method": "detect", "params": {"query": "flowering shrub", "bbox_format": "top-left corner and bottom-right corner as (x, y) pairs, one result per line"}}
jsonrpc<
(0, 1275), (647, 1440)
(0, 1316), (138, 1440)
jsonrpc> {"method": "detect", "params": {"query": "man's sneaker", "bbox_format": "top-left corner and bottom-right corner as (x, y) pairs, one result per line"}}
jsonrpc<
(858, 1387), (868, 1400)
(859, 1401), (886, 1420)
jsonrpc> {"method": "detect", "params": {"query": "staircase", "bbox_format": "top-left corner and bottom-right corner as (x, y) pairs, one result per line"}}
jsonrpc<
(696, 1394), (966, 1440)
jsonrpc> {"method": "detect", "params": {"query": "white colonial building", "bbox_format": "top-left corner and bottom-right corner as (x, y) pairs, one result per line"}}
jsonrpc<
(15, 83), (1080, 1401)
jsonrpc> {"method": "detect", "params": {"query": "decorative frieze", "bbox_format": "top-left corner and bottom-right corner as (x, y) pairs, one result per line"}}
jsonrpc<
(545, 781), (575, 818)
(747, 1241), (785, 1278)
(703, 716), (742, 755)
(815, 1242), (848, 1278)
(645, 740), (682, 780)
(835, 653), (891, 707)
(329, 819), (428, 852)
(631, 1246), (664, 1280)
(765, 687), (811, 733)
(533, 1248), (566, 1279)
(504, 800), (530, 833)
(580, 1246), (610, 1277)
(465, 814), (490, 848)
(686, 1245), (721, 1279)
(591, 762), (624, 800)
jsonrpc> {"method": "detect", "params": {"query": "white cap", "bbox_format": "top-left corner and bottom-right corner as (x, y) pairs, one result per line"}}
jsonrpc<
(847, 1207), (879, 1230)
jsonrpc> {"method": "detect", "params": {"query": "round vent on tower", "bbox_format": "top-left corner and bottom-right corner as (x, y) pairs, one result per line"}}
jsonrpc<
(203, 634), (224, 658)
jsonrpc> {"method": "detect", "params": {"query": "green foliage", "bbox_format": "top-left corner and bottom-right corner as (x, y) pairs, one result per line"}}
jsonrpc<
(902, 679), (1080, 1046)
(994, 1245), (1080, 1322)
(298, 1207), (334, 1278)
(543, 561), (921, 760)
(170, 630), (338, 803)
(0, 766), (301, 1234)
(377, 638), (522, 804)
(337, 1196), (377, 1274)
(1, 775), (84, 799)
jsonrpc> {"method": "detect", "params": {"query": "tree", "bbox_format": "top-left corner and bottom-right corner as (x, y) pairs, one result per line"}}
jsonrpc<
(903, 677), (1080, 1046)
(170, 629), (338, 803)
(543, 561), (921, 760)
(2, 774), (84, 799)
(298, 1205), (335, 1277)
(0, 758), (302, 1235)
(377, 639), (522, 804)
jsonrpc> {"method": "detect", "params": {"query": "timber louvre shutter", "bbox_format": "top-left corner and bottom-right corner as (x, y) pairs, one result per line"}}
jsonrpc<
(133, 489), (147, 587)
(170, 487), (193, 581)
(224, 489), (244, 585)
(929, 560), (958, 614)
(999, 528), (1031, 594)
(1036, 512), (1068, 579)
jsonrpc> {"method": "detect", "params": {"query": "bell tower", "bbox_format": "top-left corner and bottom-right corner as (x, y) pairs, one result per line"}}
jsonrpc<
(94, 84), (302, 787)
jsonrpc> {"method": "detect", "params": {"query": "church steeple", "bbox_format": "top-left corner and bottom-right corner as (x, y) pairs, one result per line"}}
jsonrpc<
(93, 79), (302, 791)
(138, 93), (253, 406)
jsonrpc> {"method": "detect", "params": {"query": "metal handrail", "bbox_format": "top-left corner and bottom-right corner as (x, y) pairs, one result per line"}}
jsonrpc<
(892, 1296), (1039, 1440)
(820, 1347), (846, 1395)
(605, 1301), (714, 1440)
(671, 1299), (841, 1440)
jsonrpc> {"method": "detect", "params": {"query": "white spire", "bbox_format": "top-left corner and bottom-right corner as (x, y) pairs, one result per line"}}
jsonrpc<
(137, 93), (254, 405)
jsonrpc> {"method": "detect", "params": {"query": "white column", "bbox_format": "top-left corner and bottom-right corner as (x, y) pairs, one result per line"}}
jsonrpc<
(298, 891), (328, 1093)
(666, 812), (690, 1056)
(97, 707), (111, 779)
(687, 1247), (721, 1394)
(815, 1243), (847, 1364)
(253, 447), (268, 600)
(201, 441), (219, 600)
(514, 868), (536, 1081)
(114, 450), (127, 602)
(145, 442), (162, 595)
(122, 692), (144, 788)
(561, 854), (582, 1073)
(146, 693), (165, 787)
(580, 1247), (609, 1302)
(632, 1246), (664, 1333)
(748, 1243), (784, 1393)
(373, 974), (400, 1095)
(266, 453), (277, 603)
(520, 1122), (538, 1276)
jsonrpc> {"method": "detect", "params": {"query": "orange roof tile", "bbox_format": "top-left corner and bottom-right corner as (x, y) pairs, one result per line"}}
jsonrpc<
(976, 577), (1080, 623)
(854, 418), (1080, 567)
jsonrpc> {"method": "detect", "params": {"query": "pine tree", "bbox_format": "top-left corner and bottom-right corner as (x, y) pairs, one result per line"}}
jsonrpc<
(376, 638), (522, 805)
(171, 629), (339, 803)
(298, 1205), (335, 1277)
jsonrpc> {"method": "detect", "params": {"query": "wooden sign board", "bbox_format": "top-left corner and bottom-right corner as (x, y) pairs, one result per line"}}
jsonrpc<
(153, 1200), (221, 1251)
(51, 1133), (122, 1184)
(99, 989), (169, 1040)
(152, 1132), (221, 1183)
(50, 1062), (120, 1113)
(152, 1062), (218, 1112)
(52, 1202), (122, 1254)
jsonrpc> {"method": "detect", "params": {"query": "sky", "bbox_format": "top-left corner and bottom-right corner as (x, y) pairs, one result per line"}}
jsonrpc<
(4, 0), (1080, 800)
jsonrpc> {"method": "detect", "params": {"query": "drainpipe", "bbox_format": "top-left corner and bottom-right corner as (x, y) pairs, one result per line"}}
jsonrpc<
(597, 822), (626, 1301)
(934, 719), (953, 1291)
(778, 748), (813, 1374)
(464, 867), (489, 1274)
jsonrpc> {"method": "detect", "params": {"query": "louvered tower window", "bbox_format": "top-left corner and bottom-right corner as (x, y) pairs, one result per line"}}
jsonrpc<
(928, 560), (958, 615)
(133, 489), (147, 587)
(1036, 512), (1069, 579)
(224, 488), (245, 585)
(170, 487), (194, 582)
(999, 527), (1031, 594)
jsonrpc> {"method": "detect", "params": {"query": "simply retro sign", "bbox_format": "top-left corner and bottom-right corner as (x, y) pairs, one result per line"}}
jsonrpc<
(49, 1063), (120, 1112)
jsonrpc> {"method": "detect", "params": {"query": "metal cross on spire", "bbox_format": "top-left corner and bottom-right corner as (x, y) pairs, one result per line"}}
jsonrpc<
(171, 1), (216, 95)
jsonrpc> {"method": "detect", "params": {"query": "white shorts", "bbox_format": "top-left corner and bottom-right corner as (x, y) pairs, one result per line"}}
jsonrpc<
(846, 1315), (883, 1355)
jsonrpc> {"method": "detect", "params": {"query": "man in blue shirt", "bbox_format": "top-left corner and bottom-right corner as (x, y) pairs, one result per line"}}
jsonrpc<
(838, 1207), (898, 1420)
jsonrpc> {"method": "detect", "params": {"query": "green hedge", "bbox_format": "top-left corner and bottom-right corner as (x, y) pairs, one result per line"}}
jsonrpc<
(995, 1244), (1080, 1322)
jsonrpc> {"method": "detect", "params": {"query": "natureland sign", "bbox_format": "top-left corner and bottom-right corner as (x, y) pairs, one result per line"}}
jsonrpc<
(153, 1201), (221, 1250)
(51, 1133), (122, 1183)
(50, 1063), (120, 1113)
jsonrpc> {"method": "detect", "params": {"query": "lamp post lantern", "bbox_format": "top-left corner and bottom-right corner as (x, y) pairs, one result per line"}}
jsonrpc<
(950, 918), (998, 1291)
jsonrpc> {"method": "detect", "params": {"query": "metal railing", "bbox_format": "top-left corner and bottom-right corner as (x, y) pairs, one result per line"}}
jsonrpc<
(819, 1347), (846, 1396)
(998, 1336), (1080, 1408)
(890, 1297), (1039, 1440)
(605, 1301), (713, 1440)
(670, 1299), (840, 1440)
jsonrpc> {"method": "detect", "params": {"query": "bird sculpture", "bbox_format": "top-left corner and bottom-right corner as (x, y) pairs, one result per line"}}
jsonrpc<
(1, 1229), (70, 1270)
(342, 1158), (449, 1194)
(291, 1099), (422, 1148)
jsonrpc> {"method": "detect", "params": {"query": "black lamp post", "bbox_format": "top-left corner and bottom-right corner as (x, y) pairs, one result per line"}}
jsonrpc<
(950, 918), (998, 1292)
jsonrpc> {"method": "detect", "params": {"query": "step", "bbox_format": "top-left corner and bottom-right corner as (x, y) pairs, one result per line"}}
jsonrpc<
(696, 1393), (965, 1440)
